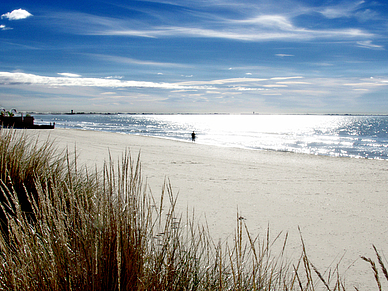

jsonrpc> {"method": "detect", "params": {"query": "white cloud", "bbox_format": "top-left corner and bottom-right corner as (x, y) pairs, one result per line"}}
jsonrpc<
(0, 72), (212, 90)
(343, 81), (387, 87)
(1, 72), (387, 110)
(2, 68), (388, 113)
(105, 76), (123, 79)
(1, 9), (32, 20)
(230, 87), (265, 91)
(0, 24), (12, 30)
(170, 89), (198, 93)
(263, 84), (288, 88)
(58, 73), (82, 78)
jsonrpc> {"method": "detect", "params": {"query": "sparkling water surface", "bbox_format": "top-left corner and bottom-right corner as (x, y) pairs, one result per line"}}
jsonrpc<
(35, 114), (388, 160)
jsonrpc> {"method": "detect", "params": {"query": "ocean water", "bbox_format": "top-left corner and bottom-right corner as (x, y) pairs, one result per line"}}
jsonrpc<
(35, 114), (388, 160)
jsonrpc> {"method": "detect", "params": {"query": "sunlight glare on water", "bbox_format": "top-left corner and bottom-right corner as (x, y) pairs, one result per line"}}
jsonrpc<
(151, 115), (343, 152)
(37, 114), (388, 160)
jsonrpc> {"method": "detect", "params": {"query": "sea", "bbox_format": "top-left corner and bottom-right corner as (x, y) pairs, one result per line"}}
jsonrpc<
(35, 114), (388, 160)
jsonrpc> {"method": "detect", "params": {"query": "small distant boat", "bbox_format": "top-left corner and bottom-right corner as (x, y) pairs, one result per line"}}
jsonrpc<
(0, 115), (55, 129)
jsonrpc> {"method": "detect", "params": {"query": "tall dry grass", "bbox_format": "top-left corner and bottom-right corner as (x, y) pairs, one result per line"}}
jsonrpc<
(360, 246), (388, 291)
(0, 129), (349, 290)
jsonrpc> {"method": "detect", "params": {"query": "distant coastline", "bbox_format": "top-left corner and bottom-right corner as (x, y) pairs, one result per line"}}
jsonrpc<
(27, 111), (388, 117)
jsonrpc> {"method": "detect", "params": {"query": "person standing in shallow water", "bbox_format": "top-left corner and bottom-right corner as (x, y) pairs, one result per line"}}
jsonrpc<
(191, 131), (196, 142)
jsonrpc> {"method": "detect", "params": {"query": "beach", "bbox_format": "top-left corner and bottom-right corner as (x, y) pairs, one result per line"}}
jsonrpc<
(30, 128), (388, 289)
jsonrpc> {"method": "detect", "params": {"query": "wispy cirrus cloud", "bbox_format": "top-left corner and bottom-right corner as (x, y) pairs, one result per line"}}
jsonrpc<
(1, 9), (32, 20)
(315, 0), (383, 25)
(93, 20), (372, 41)
(176, 77), (267, 86)
(270, 76), (304, 80)
(356, 40), (384, 50)
(318, 0), (367, 19)
(47, 6), (374, 42)
(90, 54), (188, 67)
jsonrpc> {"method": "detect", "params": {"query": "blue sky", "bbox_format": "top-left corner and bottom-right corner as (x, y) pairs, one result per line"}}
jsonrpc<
(0, 0), (387, 114)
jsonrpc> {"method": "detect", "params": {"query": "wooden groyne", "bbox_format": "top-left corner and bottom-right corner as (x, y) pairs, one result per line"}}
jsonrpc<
(0, 116), (55, 129)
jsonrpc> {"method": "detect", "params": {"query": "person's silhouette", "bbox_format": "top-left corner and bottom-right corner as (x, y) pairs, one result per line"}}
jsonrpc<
(191, 131), (196, 142)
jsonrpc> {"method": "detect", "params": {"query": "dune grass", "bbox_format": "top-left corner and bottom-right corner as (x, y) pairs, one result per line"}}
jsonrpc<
(0, 129), (375, 290)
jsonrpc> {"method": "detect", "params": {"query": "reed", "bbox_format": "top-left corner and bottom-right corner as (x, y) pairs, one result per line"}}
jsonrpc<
(0, 130), (349, 290)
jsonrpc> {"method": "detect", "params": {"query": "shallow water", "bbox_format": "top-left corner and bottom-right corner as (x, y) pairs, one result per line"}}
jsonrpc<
(36, 114), (388, 160)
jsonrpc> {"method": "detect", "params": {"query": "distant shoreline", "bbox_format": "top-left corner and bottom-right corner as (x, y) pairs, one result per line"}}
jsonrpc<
(25, 111), (388, 117)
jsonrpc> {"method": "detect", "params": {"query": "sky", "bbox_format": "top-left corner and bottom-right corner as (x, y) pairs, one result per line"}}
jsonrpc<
(0, 0), (388, 114)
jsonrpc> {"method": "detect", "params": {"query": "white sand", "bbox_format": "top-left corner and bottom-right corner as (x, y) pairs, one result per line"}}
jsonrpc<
(29, 128), (388, 289)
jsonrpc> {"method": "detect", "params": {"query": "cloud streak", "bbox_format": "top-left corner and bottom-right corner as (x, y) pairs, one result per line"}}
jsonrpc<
(0, 72), (211, 90)
(356, 40), (384, 50)
(90, 54), (188, 67)
(93, 21), (373, 41)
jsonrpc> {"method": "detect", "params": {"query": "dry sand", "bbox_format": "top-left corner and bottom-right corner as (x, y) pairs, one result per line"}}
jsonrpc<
(29, 128), (388, 289)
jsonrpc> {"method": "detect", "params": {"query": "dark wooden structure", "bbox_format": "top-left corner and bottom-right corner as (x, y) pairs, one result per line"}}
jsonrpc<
(0, 116), (55, 129)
